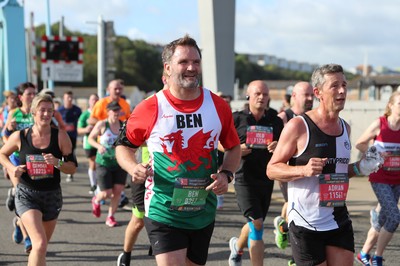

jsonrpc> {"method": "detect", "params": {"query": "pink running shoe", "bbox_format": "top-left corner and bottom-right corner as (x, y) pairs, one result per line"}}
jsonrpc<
(91, 196), (101, 218)
(106, 216), (118, 227)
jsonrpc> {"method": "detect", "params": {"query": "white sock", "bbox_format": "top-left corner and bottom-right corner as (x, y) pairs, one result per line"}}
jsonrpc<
(88, 168), (97, 187)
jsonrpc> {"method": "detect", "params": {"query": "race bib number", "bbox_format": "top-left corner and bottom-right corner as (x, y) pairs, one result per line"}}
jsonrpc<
(246, 126), (273, 149)
(170, 177), (210, 211)
(382, 151), (400, 171)
(26, 154), (54, 180)
(65, 123), (75, 132)
(318, 173), (349, 207)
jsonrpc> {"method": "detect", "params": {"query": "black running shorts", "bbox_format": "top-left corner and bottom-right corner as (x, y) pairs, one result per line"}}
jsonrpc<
(15, 184), (63, 221)
(144, 217), (214, 265)
(289, 221), (355, 265)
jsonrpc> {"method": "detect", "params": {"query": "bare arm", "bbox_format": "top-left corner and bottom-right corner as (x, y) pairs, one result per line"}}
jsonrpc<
(53, 111), (66, 130)
(77, 123), (93, 135)
(267, 117), (326, 181)
(355, 118), (380, 153)
(116, 145), (151, 184)
(206, 144), (241, 195)
(42, 129), (76, 175)
(87, 117), (99, 126)
(4, 109), (17, 133)
(277, 111), (288, 125)
(87, 120), (107, 154)
(219, 144), (241, 174)
(0, 131), (23, 186)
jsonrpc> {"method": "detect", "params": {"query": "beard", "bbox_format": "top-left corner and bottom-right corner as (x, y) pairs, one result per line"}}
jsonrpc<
(175, 73), (199, 89)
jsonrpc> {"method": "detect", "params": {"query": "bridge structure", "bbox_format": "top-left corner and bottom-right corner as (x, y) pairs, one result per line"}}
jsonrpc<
(0, 0), (27, 102)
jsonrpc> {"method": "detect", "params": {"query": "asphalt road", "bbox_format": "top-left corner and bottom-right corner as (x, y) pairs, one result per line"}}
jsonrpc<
(0, 147), (399, 265)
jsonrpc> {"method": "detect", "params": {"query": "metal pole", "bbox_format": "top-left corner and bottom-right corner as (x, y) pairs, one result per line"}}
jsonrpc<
(97, 15), (105, 98)
(59, 16), (64, 37)
(45, 0), (54, 90)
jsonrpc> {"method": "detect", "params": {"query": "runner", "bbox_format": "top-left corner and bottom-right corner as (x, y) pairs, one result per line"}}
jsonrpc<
(88, 101), (126, 227)
(0, 93), (77, 265)
(355, 91), (400, 266)
(267, 64), (383, 265)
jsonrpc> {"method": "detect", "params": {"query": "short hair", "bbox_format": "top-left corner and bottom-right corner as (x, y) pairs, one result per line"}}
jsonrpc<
(16, 82), (36, 96)
(31, 94), (54, 114)
(64, 91), (73, 96)
(161, 34), (201, 64)
(311, 64), (344, 89)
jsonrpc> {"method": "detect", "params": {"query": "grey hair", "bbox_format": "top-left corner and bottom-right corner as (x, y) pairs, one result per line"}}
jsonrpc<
(311, 64), (344, 88)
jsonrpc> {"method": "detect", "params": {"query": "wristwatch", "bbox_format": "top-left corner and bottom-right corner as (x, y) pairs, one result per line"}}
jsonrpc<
(219, 170), (234, 183)
(56, 159), (64, 169)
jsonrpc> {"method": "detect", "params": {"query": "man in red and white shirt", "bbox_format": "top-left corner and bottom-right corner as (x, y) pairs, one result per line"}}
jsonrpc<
(115, 35), (241, 266)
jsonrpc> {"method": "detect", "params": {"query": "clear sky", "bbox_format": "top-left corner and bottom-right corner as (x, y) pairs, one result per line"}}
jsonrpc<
(23, 0), (400, 71)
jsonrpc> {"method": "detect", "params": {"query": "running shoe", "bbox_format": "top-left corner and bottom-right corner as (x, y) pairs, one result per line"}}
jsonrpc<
(12, 217), (23, 244)
(273, 216), (288, 249)
(371, 255), (383, 266)
(88, 185), (96, 195)
(288, 258), (296, 266)
(370, 208), (380, 229)
(66, 174), (73, 182)
(105, 216), (118, 227)
(91, 196), (101, 217)
(228, 237), (243, 266)
(117, 252), (130, 266)
(356, 251), (371, 266)
(24, 237), (32, 254)
(6, 188), (15, 212)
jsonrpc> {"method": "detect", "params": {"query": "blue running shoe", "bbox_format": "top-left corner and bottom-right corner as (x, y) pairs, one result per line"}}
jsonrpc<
(371, 255), (383, 266)
(24, 237), (32, 254)
(356, 251), (371, 266)
(12, 217), (23, 244)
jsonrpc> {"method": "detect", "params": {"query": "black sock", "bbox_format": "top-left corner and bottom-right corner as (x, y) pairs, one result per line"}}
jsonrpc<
(122, 251), (131, 263)
(283, 222), (289, 233)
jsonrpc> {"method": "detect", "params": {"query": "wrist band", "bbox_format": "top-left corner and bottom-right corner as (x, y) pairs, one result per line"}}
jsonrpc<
(4, 128), (13, 137)
(353, 163), (361, 176)
(219, 169), (234, 183)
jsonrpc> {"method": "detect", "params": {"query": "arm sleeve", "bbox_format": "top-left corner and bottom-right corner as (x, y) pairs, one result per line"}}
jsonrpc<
(211, 94), (240, 150)
(125, 95), (158, 147)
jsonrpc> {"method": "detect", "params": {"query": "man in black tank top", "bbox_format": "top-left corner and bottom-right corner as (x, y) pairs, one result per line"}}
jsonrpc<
(267, 64), (374, 265)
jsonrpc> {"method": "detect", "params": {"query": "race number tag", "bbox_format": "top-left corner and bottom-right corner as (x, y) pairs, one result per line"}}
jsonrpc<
(318, 173), (349, 207)
(65, 123), (75, 132)
(382, 151), (400, 171)
(170, 177), (210, 211)
(26, 154), (54, 180)
(246, 126), (273, 149)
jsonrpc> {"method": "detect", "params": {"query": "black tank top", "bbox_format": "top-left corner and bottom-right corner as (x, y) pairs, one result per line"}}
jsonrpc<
(19, 127), (62, 191)
(284, 108), (296, 122)
(289, 113), (351, 173)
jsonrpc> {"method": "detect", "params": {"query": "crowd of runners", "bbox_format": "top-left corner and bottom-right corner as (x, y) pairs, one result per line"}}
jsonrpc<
(1, 35), (398, 266)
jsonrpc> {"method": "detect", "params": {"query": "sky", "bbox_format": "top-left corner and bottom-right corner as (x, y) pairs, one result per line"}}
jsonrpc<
(22, 0), (400, 71)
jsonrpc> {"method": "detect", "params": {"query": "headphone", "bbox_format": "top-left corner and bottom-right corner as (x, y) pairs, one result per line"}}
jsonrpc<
(246, 95), (250, 100)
